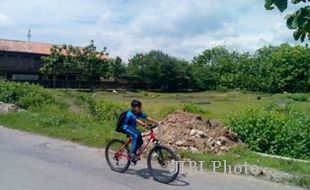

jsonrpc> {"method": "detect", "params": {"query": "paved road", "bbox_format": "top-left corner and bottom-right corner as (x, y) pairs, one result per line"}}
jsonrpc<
(0, 126), (304, 190)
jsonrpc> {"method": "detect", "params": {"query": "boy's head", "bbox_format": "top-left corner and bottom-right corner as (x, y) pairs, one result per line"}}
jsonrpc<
(131, 99), (142, 114)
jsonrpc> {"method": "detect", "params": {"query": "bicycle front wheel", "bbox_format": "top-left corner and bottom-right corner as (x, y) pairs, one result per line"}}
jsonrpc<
(147, 145), (180, 183)
(105, 139), (130, 173)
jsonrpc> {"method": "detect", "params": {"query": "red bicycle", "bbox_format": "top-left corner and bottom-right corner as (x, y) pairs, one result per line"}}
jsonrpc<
(105, 124), (180, 183)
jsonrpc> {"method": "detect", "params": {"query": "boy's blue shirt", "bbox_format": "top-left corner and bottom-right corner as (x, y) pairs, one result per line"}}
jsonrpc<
(123, 110), (147, 129)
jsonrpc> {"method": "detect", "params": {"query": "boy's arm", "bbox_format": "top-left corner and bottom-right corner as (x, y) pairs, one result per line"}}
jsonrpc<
(146, 116), (159, 125)
(136, 117), (159, 128)
(136, 119), (147, 127)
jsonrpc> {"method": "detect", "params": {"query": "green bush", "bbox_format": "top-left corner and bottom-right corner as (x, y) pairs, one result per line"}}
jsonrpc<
(216, 85), (229, 92)
(35, 106), (68, 127)
(285, 93), (308, 102)
(0, 80), (54, 108)
(182, 102), (208, 114)
(227, 104), (310, 159)
(32, 104), (92, 128)
(81, 95), (127, 121)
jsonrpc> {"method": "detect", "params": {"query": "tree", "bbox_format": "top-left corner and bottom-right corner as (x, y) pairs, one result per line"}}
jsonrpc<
(188, 63), (216, 90)
(110, 56), (126, 79)
(192, 46), (240, 90)
(255, 43), (310, 92)
(192, 44), (310, 92)
(40, 45), (79, 87)
(254, 44), (310, 92)
(40, 40), (110, 89)
(78, 40), (110, 87)
(127, 50), (191, 90)
(191, 46), (230, 90)
(265, 0), (310, 42)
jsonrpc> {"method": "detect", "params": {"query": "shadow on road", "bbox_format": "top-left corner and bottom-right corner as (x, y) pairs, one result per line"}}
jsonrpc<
(124, 168), (190, 186)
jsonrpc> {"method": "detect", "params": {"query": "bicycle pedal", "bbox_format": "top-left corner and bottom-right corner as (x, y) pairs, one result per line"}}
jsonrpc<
(130, 161), (137, 166)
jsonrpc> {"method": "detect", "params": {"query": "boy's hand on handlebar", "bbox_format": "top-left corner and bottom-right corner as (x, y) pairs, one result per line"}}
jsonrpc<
(146, 124), (158, 130)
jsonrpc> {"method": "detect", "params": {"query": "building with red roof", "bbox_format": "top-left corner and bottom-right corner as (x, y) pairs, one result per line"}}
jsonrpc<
(0, 38), (108, 82)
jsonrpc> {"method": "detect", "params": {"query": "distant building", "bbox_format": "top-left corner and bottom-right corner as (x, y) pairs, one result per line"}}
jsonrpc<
(0, 38), (111, 81)
(0, 38), (130, 89)
(0, 38), (53, 80)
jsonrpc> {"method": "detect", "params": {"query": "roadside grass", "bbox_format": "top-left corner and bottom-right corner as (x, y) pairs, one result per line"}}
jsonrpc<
(0, 111), (118, 147)
(181, 146), (310, 175)
(182, 146), (310, 188)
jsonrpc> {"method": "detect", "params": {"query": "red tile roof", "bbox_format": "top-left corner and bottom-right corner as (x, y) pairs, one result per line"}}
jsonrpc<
(0, 39), (53, 55)
(0, 38), (109, 59)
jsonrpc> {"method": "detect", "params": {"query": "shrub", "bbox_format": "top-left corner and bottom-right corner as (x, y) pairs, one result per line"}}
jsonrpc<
(182, 102), (208, 114)
(285, 93), (308, 102)
(216, 85), (229, 92)
(81, 95), (127, 121)
(0, 80), (55, 108)
(227, 103), (310, 159)
(35, 106), (68, 127)
(33, 104), (92, 128)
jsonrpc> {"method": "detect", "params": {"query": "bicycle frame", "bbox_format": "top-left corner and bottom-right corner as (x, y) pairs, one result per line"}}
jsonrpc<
(114, 129), (157, 160)
(107, 127), (180, 183)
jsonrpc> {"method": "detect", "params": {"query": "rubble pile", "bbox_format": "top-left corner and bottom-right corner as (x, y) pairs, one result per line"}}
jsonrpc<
(158, 111), (240, 154)
(0, 102), (20, 113)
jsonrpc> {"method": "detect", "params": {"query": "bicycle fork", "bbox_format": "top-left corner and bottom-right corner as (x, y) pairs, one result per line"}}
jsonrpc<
(154, 147), (166, 167)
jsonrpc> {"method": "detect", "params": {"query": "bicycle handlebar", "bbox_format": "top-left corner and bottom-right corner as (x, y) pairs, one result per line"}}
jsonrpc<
(146, 124), (158, 130)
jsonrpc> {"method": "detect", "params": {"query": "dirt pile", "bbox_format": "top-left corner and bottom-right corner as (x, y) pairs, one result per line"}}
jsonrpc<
(158, 111), (240, 154)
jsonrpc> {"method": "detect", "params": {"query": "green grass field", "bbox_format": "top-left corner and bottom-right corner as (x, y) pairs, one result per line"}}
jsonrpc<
(0, 89), (309, 187)
(82, 90), (310, 120)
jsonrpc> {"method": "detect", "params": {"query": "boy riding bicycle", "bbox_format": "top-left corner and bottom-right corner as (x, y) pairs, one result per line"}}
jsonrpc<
(117, 100), (159, 164)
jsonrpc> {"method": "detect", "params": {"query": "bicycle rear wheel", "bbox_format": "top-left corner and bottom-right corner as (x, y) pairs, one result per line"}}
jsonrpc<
(105, 139), (130, 173)
(147, 145), (180, 183)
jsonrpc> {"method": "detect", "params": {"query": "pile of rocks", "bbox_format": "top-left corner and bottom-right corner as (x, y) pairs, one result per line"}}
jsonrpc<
(157, 111), (240, 154)
(0, 102), (20, 113)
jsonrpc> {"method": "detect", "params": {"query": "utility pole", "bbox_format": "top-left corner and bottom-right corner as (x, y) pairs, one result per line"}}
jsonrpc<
(27, 28), (31, 42)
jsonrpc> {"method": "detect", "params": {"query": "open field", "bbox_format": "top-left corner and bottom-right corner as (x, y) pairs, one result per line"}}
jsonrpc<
(60, 90), (309, 120)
